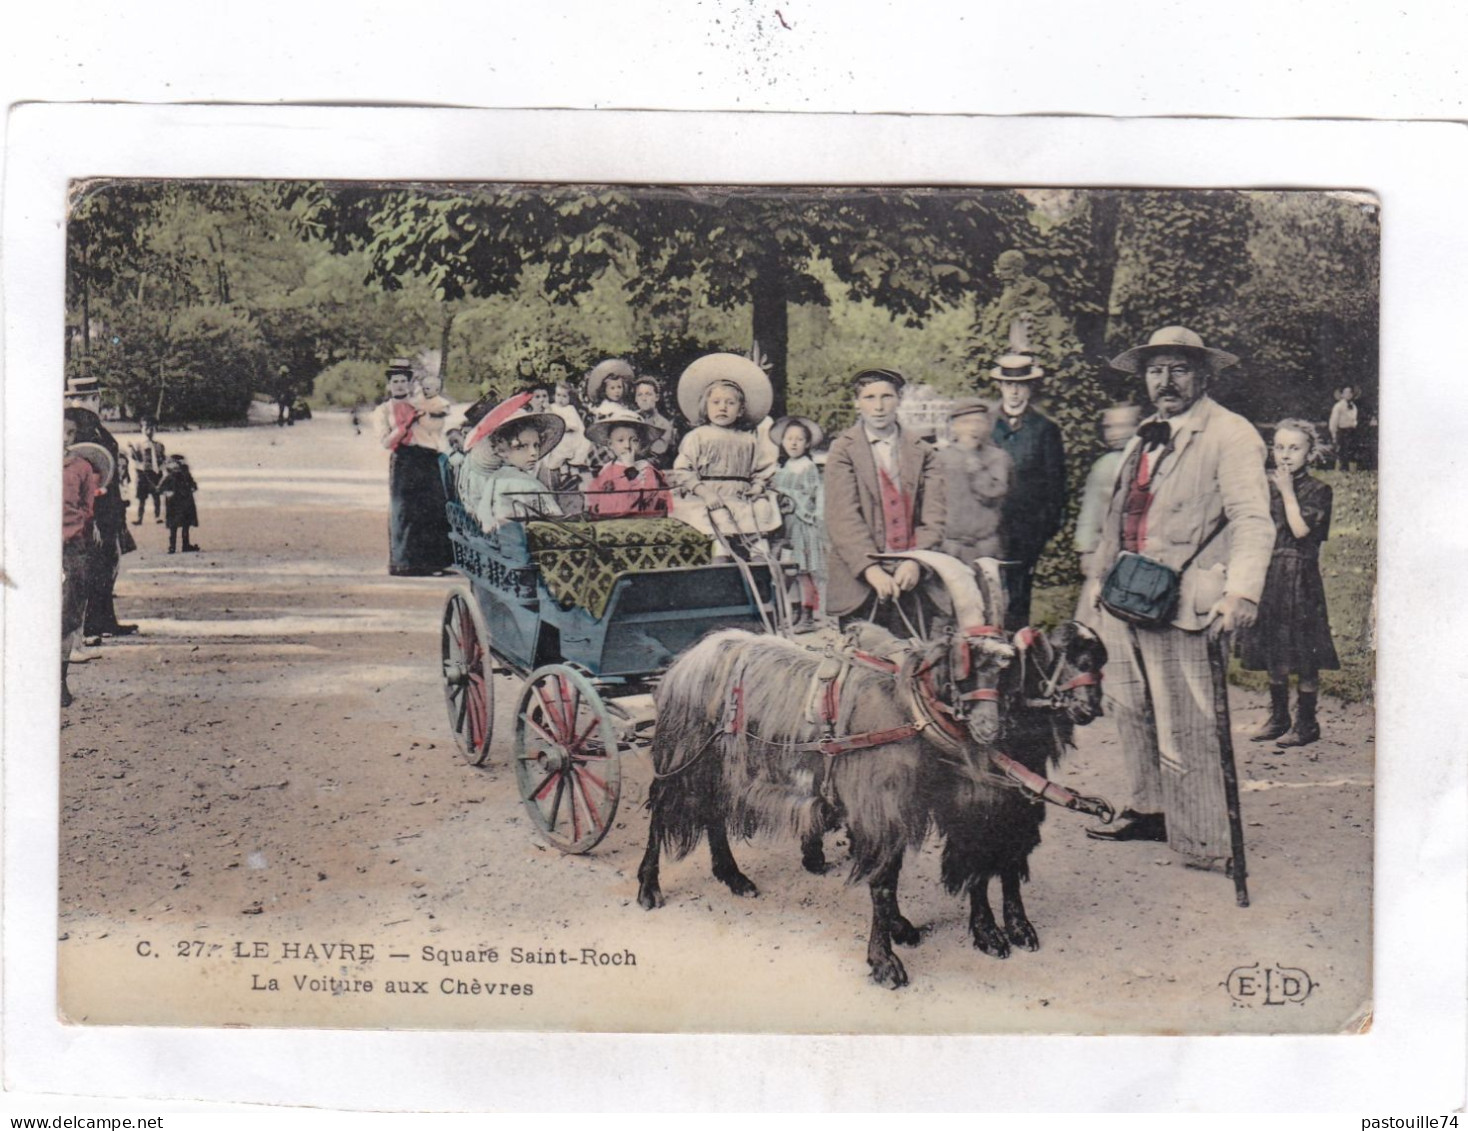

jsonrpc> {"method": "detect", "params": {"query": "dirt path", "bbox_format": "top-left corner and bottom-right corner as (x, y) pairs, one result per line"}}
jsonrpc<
(58, 413), (1372, 1034)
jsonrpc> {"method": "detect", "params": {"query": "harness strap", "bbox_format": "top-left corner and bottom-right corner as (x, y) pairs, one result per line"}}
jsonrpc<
(818, 724), (923, 757)
(990, 750), (1080, 808)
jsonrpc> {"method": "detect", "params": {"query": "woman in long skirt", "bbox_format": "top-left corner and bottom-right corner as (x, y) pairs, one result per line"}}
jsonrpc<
(373, 359), (453, 576)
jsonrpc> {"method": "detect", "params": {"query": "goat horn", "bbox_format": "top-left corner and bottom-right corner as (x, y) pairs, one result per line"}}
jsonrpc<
(871, 550), (995, 630)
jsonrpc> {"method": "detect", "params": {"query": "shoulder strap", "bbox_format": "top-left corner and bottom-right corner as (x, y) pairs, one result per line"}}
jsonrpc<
(1179, 513), (1229, 574)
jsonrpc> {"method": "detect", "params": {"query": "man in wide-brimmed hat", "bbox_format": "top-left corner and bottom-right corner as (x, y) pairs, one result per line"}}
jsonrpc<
(1083, 326), (1273, 871)
(989, 353), (1066, 630)
(824, 367), (946, 633)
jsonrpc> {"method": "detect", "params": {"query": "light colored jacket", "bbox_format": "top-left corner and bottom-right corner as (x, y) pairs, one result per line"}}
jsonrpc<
(1089, 395), (1272, 632)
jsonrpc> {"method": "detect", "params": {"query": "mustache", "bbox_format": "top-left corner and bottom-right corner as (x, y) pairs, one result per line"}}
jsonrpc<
(1156, 384), (1182, 398)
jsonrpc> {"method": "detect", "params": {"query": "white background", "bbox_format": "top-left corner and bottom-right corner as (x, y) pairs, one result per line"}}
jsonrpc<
(3, 2), (1467, 1118)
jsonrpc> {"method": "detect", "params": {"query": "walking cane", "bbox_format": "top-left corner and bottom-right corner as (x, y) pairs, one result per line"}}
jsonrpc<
(1207, 629), (1250, 907)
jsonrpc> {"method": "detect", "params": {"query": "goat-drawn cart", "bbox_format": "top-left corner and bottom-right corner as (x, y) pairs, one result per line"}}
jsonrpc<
(437, 471), (786, 854)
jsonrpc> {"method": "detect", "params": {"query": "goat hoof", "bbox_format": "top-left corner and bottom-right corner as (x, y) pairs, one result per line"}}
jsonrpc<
(868, 952), (909, 989)
(972, 925), (1011, 959)
(801, 850), (828, 875)
(719, 872), (759, 898)
(1006, 920), (1040, 951)
(636, 883), (664, 911)
(890, 915), (922, 948)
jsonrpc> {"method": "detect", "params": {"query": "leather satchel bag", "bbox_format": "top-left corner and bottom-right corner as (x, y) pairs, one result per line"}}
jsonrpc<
(1100, 517), (1227, 629)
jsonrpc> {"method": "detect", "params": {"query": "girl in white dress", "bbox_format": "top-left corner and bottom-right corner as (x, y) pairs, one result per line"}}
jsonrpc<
(669, 353), (780, 555)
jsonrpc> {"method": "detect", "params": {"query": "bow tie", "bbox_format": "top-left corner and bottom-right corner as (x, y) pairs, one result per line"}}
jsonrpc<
(622, 466), (640, 481)
(1138, 421), (1172, 449)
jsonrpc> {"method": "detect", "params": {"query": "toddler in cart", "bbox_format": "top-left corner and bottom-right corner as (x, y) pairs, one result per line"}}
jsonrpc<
(583, 409), (671, 518)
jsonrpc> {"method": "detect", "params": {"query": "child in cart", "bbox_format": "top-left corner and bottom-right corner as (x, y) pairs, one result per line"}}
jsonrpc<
(584, 409), (672, 518)
(465, 392), (567, 530)
(669, 352), (781, 557)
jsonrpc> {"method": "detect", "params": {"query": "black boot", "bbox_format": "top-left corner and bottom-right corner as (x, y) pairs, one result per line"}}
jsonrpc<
(1277, 691), (1320, 747)
(1249, 682), (1291, 742)
(61, 662), (72, 708)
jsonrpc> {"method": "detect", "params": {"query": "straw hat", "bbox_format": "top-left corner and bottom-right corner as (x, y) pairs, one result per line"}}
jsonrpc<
(677, 353), (773, 424)
(586, 408), (664, 449)
(989, 354), (1046, 382)
(769, 415), (824, 452)
(463, 391), (567, 453)
(583, 358), (636, 404)
(1109, 326), (1239, 374)
(68, 442), (115, 488)
(64, 375), (101, 400)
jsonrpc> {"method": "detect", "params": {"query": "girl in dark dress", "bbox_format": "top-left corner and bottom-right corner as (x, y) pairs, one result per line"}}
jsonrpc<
(159, 454), (201, 553)
(1241, 419), (1339, 747)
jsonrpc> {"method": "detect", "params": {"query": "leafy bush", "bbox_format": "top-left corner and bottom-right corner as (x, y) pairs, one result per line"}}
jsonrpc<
(312, 359), (389, 408)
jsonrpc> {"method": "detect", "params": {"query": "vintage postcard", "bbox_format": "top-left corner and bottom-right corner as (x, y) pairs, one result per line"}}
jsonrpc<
(50, 175), (1376, 1035)
(6, 107), (1464, 1111)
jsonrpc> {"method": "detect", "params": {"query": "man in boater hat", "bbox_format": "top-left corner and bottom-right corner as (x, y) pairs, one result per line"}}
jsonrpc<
(989, 353), (1066, 631)
(1083, 326), (1273, 870)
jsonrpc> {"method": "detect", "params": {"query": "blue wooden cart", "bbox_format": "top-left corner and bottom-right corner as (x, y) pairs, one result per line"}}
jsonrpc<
(438, 473), (784, 853)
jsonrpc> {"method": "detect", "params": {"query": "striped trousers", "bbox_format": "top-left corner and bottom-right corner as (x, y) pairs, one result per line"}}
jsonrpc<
(1095, 609), (1234, 861)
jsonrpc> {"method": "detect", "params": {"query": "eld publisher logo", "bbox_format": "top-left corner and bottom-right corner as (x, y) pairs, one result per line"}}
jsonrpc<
(1224, 962), (1316, 1005)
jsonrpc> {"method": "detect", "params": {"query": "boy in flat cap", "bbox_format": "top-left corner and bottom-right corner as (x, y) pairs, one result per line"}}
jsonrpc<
(823, 368), (946, 634)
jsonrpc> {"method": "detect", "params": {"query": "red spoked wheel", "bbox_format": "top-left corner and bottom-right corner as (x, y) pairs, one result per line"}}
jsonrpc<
(513, 664), (621, 854)
(441, 589), (494, 766)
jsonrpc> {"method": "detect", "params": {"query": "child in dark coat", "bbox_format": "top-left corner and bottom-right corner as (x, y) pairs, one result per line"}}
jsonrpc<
(159, 454), (200, 553)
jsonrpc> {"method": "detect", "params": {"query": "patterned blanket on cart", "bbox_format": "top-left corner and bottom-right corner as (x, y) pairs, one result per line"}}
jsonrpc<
(525, 517), (713, 618)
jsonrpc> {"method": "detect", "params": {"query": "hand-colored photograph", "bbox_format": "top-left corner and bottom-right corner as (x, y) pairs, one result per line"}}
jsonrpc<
(56, 182), (1377, 1033)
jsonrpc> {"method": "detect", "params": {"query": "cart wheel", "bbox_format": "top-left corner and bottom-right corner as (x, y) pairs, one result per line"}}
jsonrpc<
(441, 589), (493, 765)
(514, 664), (621, 854)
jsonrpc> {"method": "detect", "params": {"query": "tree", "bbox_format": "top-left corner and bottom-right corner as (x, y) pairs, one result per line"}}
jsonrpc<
(1231, 192), (1379, 421)
(292, 184), (1031, 418)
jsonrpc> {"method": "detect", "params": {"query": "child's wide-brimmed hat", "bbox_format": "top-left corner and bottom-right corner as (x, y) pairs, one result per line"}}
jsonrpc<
(583, 358), (636, 404)
(586, 408), (664, 449)
(67, 442), (115, 487)
(989, 353), (1046, 382)
(769, 415), (824, 451)
(464, 391), (567, 452)
(1109, 326), (1239, 374)
(677, 353), (773, 424)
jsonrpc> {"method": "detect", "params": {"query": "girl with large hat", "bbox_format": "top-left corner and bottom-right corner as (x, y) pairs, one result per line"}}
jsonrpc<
(669, 353), (781, 551)
(465, 392), (567, 531)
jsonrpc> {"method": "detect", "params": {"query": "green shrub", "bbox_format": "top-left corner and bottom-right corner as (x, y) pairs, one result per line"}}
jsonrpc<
(313, 359), (387, 408)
